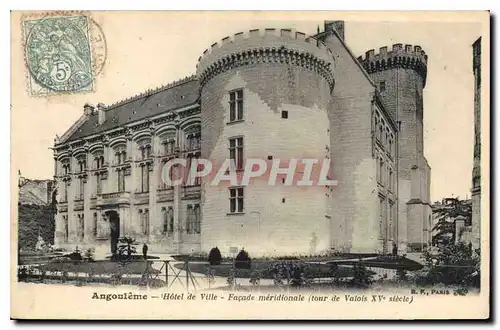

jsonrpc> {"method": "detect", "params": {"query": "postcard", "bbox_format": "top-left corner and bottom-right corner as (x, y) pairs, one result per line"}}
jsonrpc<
(10, 10), (490, 320)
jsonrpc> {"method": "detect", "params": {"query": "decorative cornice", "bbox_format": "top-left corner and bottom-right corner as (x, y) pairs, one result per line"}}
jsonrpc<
(361, 55), (427, 82)
(198, 47), (334, 91)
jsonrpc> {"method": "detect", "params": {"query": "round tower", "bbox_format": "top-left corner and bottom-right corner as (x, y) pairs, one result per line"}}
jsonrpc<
(358, 44), (431, 252)
(197, 28), (335, 257)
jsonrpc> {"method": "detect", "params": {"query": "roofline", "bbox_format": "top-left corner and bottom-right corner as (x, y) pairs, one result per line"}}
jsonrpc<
(104, 74), (197, 112)
(314, 29), (376, 88)
(55, 102), (200, 149)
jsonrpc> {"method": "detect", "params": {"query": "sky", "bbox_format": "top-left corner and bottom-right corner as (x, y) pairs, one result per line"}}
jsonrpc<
(10, 11), (487, 202)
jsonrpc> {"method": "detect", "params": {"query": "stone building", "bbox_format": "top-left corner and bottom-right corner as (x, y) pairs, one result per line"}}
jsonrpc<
(471, 37), (482, 250)
(53, 21), (430, 256)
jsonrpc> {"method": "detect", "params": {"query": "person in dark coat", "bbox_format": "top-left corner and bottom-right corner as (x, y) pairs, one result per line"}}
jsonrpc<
(142, 243), (148, 260)
(392, 243), (398, 256)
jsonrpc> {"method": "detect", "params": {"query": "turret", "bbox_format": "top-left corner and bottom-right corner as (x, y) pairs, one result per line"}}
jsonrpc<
(357, 44), (428, 88)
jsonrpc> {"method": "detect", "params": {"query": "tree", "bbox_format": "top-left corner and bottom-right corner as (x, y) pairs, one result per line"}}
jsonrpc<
(117, 237), (138, 260)
(412, 242), (480, 288)
(432, 198), (472, 246)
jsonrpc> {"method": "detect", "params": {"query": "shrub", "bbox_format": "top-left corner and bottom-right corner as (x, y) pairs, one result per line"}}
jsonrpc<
(84, 248), (95, 262)
(249, 269), (262, 287)
(411, 242), (480, 288)
(235, 249), (251, 270)
(117, 237), (138, 261)
(350, 261), (374, 288)
(208, 247), (222, 266)
(268, 261), (310, 288)
(67, 247), (83, 261)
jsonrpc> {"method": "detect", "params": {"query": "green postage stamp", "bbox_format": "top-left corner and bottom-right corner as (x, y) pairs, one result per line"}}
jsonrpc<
(23, 15), (95, 96)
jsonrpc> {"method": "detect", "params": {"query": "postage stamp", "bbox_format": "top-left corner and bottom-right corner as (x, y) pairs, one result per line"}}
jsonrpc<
(22, 13), (106, 96)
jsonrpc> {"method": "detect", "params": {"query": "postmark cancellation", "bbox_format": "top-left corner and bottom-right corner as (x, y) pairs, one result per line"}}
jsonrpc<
(22, 12), (106, 97)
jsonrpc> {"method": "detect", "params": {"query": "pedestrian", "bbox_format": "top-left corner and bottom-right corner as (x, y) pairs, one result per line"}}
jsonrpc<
(142, 243), (148, 260)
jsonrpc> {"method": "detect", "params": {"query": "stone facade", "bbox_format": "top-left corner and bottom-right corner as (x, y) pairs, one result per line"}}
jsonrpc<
(53, 21), (430, 257)
(471, 37), (481, 250)
(358, 43), (432, 252)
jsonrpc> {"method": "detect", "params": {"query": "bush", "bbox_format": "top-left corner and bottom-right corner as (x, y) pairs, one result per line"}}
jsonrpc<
(350, 261), (374, 288)
(116, 237), (138, 261)
(66, 247), (83, 261)
(84, 248), (95, 262)
(234, 249), (251, 270)
(268, 261), (310, 288)
(411, 242), (480, 288)
(208, 247), (222, 266)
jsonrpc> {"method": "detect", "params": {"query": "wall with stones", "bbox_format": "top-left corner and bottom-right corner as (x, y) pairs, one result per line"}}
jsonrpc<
(319, 31), (384, 253)
(200, 63), (332, 257)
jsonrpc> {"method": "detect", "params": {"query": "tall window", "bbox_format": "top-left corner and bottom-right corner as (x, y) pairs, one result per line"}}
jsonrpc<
(140, 144), (152, 160)
(186, 133), (201, 151)
(95, 155), (105, 169)
(388, 168), (393, 192)
(78, 214), (84, 241)
(186, 153), (202, 186)
(168, 207), (174, 233)
(140, 164), (150, 192)
(140, 209), (149, 235)
(229, 89), (244, 122)
(229, 137), (244, 170)
(63, 215), (69, 242)
(63, 182), (69, 202)
(115, 150), (127, 165)
(117, 169), (125, 192)
(194, 204), (201, 234)
(79, 177), (85, 200)
(229, 187), (244, 213)
(96, 173), (102, 195)
(378, 158), (384, 185)
(388, 201), (394, 240)
(379, 197), (385, 239)
(62, 163), (70, 176)
(77, 158), (86, 173)
(163, 138), (175, 156)
(388, 138), (393, 157)
(380, 81), (386, 92)
(186, 205), (193, 234)
(161, 207), (168, 234)
(93, 213), (98, 238)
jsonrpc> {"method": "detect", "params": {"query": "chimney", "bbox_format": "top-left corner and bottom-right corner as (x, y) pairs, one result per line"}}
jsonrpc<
(324, 20), (345, 41)
(83, 103), (94, 116)
(97, 103), (106, 125)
